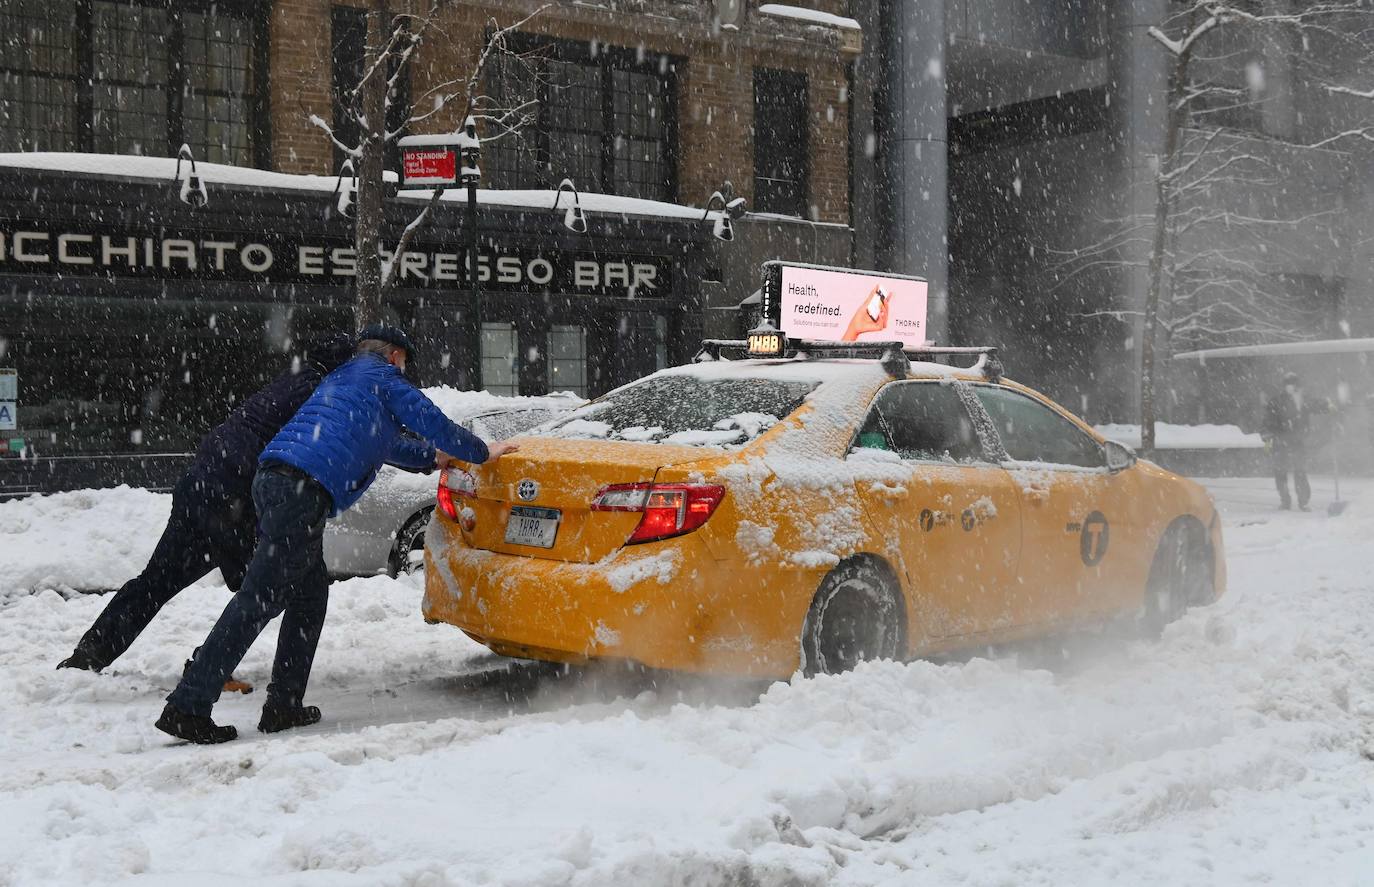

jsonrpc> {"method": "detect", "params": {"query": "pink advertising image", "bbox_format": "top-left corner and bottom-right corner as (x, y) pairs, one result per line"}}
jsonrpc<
(777, 265), (928, 347)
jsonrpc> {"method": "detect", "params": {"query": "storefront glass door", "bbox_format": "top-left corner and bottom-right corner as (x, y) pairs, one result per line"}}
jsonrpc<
(481, 321), (519, 396)
(547, 324), (588, 397)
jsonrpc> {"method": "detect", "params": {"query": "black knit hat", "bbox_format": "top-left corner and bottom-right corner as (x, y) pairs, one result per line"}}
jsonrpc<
(303, 332), (356, 375)
(357, 323), (417, 358)
(357, 323), (422, 386)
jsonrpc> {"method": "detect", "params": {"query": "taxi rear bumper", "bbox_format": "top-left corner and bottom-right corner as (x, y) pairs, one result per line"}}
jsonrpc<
(421, 514), (803, 676)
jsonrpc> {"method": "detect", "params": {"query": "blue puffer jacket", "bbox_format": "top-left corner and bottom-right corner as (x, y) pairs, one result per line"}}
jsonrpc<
(259, 353), (490, 514)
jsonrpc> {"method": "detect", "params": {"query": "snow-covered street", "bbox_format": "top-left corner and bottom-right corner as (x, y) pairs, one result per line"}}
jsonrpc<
(2, 476), (1373, 886)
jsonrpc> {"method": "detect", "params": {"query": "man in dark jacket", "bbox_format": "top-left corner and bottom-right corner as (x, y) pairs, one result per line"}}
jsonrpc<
(57, 333), (356, 678)
(156, 324), (517, 743)
(1261, 371), (1327, 510)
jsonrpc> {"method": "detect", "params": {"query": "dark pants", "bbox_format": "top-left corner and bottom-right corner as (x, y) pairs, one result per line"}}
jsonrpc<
(1272, 438), (1311, 508)
(167, 465), (332, 718)
(74, 472), (255, 668)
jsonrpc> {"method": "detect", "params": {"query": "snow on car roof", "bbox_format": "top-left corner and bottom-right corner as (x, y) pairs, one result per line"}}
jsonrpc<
(657, 355), (979, 385)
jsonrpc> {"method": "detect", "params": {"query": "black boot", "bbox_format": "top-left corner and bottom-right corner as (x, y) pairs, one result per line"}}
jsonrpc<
(57, 647), (105, 673)
(155, 703), (238, 744)
(258, 702), (322, 734)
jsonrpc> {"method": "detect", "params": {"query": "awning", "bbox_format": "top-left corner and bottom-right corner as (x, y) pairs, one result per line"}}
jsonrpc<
(1173, 338), (1374, 361)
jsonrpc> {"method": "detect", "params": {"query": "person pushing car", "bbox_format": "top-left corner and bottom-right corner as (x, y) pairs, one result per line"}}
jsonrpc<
(156, 324), (518, 743)
(57, 333), (356, 686)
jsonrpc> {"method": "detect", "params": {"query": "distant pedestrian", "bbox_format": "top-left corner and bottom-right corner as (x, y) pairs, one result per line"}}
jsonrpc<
(1261, 371), (1329, 510)
(156, 325), (518, 744)
(58, 334), (356, 685)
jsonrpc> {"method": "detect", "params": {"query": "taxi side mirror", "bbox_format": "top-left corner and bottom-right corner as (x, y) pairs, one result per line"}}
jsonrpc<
(1104, 439), (1137, 473)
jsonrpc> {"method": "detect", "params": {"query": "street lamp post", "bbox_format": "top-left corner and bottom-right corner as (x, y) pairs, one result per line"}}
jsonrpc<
(458, 116), (482, 387)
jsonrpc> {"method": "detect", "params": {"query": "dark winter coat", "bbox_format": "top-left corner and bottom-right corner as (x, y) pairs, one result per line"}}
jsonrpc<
(1262, 389), (1328, 445)
(187, 365), (330, 497)
(258, 352), (490, 515)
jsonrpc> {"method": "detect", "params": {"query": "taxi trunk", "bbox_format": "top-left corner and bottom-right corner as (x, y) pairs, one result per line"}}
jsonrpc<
(441, 436), (721, 563)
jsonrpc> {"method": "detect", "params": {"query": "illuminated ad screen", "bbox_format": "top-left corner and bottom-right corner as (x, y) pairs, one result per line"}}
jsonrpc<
(777, 265), (928, 348)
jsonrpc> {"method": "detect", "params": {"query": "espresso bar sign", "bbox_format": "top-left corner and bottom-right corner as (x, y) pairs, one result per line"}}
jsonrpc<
(0, 224), (672, 297)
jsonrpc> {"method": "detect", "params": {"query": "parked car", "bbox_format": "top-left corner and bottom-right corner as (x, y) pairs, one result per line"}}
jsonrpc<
(422, 344), (1226, 678)
(323, 394), (581, 578)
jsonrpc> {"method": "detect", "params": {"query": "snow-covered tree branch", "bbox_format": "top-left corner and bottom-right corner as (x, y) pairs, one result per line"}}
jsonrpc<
(1053, 0), (1374, 450)
(307, 0), (553, 327)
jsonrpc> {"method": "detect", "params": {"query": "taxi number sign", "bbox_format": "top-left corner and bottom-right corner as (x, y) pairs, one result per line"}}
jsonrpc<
(747, 331), (785, 357)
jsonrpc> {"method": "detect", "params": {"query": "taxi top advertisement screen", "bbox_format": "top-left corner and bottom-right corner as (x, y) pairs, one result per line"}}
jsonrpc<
(777, 265), (928, 347)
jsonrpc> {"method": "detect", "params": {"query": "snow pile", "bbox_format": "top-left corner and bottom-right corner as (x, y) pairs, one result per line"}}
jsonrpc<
(0, 486), (174, 598)
(1096, 422), (1264, 450)
(2, 479), (1374, 885)
(758, 3), (862, 30)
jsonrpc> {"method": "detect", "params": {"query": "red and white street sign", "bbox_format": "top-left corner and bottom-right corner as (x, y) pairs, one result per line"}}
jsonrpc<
(401, 148), (457, 187)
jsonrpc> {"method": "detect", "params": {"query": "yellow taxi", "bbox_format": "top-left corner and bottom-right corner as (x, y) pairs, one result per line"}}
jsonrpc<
(422, 342), (1225, 678)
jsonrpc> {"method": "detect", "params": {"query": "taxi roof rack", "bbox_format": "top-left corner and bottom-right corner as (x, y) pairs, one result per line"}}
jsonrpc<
(693, 339), (1004, 382)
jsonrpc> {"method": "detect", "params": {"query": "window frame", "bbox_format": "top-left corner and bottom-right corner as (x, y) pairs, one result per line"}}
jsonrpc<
(546, 323), (589, 397)
(484, 33), (680, 201)
(968, 383), (1107, 472)
(752, 67), (809, 218)
(480, 320), (520, 398)
(848, 380), (1002, 466)
(0, 0), (270, 166)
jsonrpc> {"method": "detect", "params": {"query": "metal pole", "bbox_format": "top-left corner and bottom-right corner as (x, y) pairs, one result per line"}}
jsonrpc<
(468, 179), (481, 390)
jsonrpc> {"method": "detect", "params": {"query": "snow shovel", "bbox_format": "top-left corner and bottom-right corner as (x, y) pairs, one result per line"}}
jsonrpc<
(1329, 416), (1349, 517)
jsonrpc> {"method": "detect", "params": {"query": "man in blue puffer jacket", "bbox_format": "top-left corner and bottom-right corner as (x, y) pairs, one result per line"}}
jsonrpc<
(157, 324), (518, 744)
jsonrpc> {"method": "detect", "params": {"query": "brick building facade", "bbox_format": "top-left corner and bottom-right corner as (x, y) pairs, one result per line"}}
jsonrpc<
(263, 1), (857, 227)
(0, 0), (861, 491)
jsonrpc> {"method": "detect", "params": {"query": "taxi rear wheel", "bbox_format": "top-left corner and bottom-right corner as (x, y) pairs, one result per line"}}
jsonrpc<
(802, 559), (904, 677)
(387, 507), (433, 578)
(1142, 519), (1213, 636)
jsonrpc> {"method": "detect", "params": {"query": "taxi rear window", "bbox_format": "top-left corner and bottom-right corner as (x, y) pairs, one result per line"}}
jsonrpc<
(539, 376), (816, 447)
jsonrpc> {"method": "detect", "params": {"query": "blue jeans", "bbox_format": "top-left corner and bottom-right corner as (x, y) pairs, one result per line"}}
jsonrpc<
(75, 472), (255, 668)
(167, 465), (332, 718)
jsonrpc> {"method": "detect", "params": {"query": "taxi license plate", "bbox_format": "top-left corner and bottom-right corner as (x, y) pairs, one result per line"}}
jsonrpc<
(504, 505), (560, 549)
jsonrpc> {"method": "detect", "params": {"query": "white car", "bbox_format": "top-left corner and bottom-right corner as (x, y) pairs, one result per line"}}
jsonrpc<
(323, 392), (581, 577)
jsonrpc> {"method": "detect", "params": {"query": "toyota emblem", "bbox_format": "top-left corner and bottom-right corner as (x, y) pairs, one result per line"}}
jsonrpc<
(516, 479), (539, 501)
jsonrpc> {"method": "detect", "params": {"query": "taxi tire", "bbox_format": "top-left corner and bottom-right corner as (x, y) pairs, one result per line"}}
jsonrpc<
(1141, 518), (1213, 637)
(801, 558), (904, 677)
(388, 506), (434, 578)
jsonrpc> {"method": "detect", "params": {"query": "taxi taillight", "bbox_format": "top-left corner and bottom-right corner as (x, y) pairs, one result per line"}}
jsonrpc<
(437, 468), (477, 524)
(591, 482), (726, 545)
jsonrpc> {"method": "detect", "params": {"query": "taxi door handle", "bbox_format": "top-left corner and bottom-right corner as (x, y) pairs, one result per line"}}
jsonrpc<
(1025, 487), (1050, 505)
(863, 481), (905, 502)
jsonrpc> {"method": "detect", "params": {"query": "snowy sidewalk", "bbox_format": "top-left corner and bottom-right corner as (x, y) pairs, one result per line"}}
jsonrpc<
(2, 479), (1373, 885)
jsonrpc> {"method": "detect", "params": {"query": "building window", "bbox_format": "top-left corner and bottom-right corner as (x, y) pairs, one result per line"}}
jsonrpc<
(753, 68), (808, 217)
(330, 7), (367, 170)
(481, 322), (519, 396)
(486, 37), (677, 201)
(0, 0), (80, 152)
(654, 315), (669, 371)
(183, 10), (257, 165)
(91, 2), (169, 156)
(0, 0), (265, 164)
(330, 5), (410, 172)
(547, 325), (588, 396)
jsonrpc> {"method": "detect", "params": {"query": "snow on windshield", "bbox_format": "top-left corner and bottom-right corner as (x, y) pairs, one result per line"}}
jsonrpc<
(537, 376), (811, 448)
